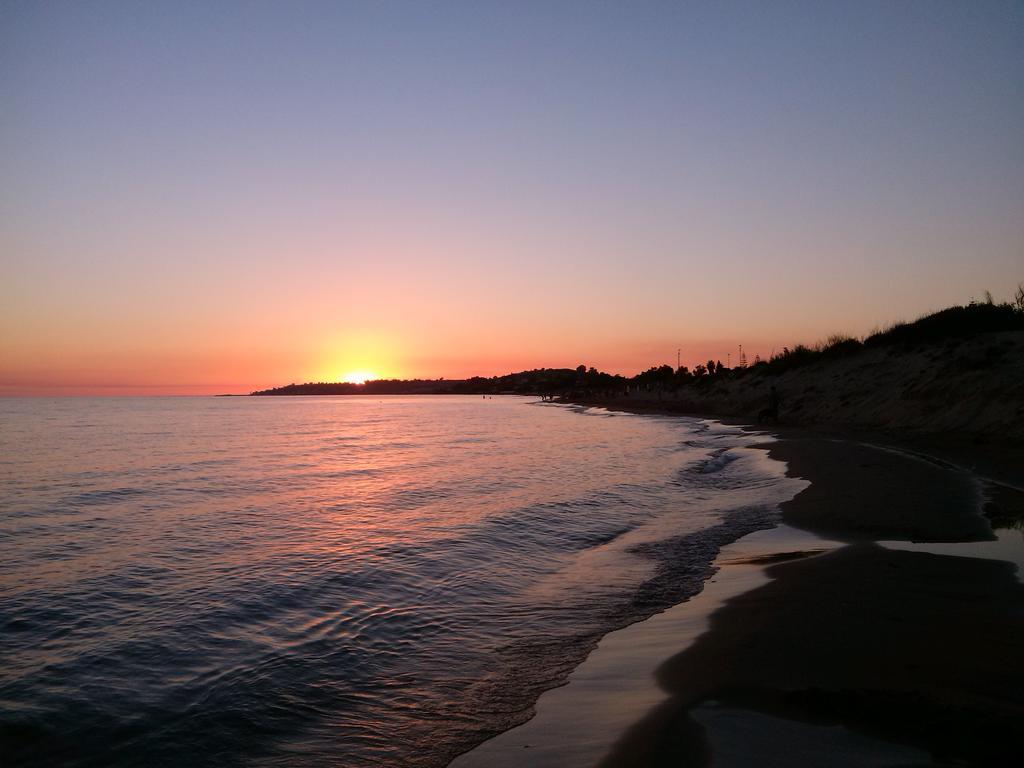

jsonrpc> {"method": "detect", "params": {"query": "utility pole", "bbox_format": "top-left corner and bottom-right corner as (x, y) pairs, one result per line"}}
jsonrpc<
(677, 348), (681, 371)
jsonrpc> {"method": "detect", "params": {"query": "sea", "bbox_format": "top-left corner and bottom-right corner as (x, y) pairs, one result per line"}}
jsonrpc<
(0, 396), (802, 767)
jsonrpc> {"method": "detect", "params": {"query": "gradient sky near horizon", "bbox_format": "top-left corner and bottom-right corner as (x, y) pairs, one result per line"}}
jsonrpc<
(2, 1), (1022, 394)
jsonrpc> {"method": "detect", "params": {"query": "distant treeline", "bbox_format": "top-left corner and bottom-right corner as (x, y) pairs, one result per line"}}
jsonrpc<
(251, 292), (1024, 398)
(250, 369), (604, 397)
(253, 379), (464, 396)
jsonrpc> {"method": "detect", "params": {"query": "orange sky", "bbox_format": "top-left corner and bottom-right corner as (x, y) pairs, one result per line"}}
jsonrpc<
(2, 214), (1021, 394)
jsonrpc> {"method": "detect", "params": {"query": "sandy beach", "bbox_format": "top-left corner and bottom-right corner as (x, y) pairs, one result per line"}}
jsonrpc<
(453, 418), (1024, 767)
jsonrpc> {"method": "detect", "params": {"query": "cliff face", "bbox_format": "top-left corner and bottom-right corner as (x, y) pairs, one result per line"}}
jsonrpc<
(619, 331), (1024, 441)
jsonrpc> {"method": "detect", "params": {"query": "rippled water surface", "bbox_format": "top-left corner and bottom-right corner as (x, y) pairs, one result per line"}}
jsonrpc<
(0, 396), (798, 766)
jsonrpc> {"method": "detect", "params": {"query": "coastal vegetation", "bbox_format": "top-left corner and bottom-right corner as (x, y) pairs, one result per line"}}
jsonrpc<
(255, 291), (1023, 399)
(599, 291), (1024, 440)
(250, 368), (609, 397)
(252, 291), (1024, 438)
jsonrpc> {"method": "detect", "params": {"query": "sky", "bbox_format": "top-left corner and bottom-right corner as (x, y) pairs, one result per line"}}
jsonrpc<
(2, 1), (1022, 394)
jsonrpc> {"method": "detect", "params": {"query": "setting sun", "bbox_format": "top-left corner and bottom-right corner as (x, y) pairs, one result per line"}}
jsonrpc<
(341, 371), (376, 385)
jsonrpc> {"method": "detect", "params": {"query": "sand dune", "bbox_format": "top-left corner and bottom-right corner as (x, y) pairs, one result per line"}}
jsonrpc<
(611, 330), (1024, 442)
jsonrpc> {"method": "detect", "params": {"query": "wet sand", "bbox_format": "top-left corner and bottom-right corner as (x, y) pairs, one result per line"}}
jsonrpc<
(452, 422), (1024, 767)
(450, 524), (843, 768)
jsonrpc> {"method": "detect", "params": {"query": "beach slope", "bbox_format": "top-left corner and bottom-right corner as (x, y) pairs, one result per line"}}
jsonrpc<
(598, 434), (1024, 767)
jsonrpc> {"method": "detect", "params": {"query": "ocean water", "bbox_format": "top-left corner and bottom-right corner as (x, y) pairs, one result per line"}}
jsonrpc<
(0, 396), (800, 767)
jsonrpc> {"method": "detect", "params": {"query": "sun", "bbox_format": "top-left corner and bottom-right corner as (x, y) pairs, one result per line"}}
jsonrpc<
(341, 371), (376, 385)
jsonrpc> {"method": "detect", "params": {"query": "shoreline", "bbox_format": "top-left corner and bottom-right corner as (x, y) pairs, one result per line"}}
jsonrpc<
(452, 405), (1024, 766)
(567, 396), (1024, 487)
